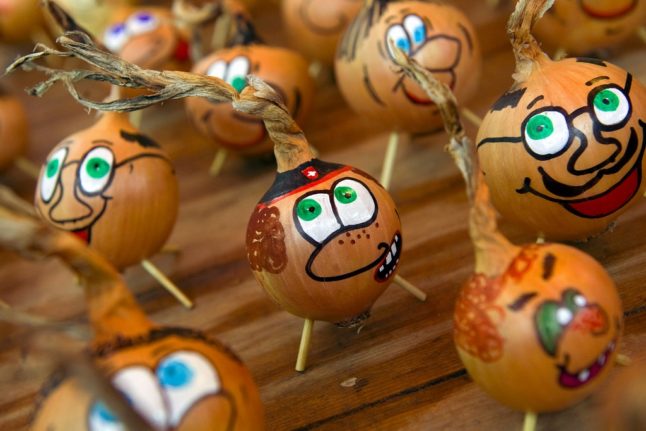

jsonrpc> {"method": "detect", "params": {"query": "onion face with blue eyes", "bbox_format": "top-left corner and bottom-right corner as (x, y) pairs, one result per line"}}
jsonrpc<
(246, 160), (402, 324)
(30, 329), (265, 431)
(476, 45), (646, 241)
(335, 1), (481, 133)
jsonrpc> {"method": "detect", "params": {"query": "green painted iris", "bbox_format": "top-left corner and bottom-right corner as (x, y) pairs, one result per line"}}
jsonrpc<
(46, 158), (60, 178)
(86, 157), (110, 179)
(526, 114), (554, 140)
(536, 301), (562, 356)
(231, 76), (247, 92)
(334, 186), (357, 204)
(297, 198), (322, 221)
(593, 89), (619, 112)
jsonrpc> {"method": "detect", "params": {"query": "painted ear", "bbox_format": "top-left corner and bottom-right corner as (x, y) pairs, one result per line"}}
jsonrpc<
(246, 205), (288, 274)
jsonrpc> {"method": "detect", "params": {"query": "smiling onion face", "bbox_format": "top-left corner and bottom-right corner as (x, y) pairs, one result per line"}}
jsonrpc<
(533, 0), (645, 55)
(31, 329), (265, 431)
(35, 113), (178, 270)
(454, 243), (623, 412)
(335, 1), (481, 133)
(476, 58), (646, 240)
(186, 45), (314, 155)
(246, 159), (401, 324)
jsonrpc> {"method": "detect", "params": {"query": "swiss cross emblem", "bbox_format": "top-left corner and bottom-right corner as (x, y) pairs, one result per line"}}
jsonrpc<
(301, 166), (319, 180)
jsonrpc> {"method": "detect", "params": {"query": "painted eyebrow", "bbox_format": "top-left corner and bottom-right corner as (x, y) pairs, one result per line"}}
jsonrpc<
(385, 15), (398, 24)
(526, 95), (544, 110)
(507, 292), (539, 311)
(586, 76), (610, 86)
(91, 139), (114, 146)
(476, 136), (523, 149)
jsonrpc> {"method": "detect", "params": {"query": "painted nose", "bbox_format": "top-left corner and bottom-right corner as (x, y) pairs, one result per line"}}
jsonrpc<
(568, 113), (620, 175)
(49, 166), (92, 223)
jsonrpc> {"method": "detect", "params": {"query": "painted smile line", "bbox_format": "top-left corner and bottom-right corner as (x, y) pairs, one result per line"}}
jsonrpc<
(374, 232), (401, 282)
(72, 226), (91, 244)
(558, 339), (615, 389)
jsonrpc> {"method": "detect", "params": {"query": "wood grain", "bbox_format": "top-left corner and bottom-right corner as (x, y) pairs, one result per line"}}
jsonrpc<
(0, 1), (644, 430)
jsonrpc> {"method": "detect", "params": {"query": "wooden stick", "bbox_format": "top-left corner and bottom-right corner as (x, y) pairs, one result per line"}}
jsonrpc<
(211, 13), (232, 50)
(394, 275), (427, 301)
(160, 244), (181, 255)
(380, 131), (399, 190)
(616, 353), (632, 366)
(523, 411), (538, 431)
(553, 47), (567, 61)
(209, 148), (229, 177)
(461, 108), (482, 128)
(535, 233), (545, 244)
(638, 26), (646, 44)
(295, 318), (314, 372)
(140, 259), (193, 309)
(14, 157), (40, 179)
(129, 110), (143, 129)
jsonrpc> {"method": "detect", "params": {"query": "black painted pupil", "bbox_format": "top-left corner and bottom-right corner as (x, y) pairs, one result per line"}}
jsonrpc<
(602, 98), (610, 105)
(536, 125), (544, 132)
(307, 206), (315, 213)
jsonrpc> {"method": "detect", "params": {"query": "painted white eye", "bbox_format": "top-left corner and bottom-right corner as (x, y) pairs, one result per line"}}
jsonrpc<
(593, 87), (630, 126)
(40, 147), (67, 203)
(206, 60), (227, 79)
(573, 294), (587, 307)
(403, 15), (426, 48)
(103, 23), (129, 52)
(126, 12), (159, 36)
(556, 307), (573, 325)
(295, 193), (341, 244)
(88, 401), (126, 431)
(386, 24), (410, 59)
(333, 179), (376, 227)
(225, 56), (251, 92)
(78, 147), (114, 195)
(112, 366), (168, 429)
(523, 110), (570, 157)
(156, 351), (221, 427)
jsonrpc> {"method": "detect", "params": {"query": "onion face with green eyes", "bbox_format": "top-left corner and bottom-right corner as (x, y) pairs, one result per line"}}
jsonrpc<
(35, 112), (178, 269)
(246, 159), (402, 324)
(186, 45), (314, 155)
(476, 57), (646, 241)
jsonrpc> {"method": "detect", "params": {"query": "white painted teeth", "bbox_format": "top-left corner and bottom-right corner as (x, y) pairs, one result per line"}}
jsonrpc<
(380, 265), (385, 272)
(386, 252), (392, 265)
(391, 242), (397, 255)
(578, 369), (590, 382)
(598, 354), (606, 366)
(395, 234), (399, 241)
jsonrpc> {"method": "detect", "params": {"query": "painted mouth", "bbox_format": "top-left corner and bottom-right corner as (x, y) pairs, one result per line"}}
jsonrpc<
(558, 339), (615, 389)
(401, 71), (455, 106)
(72, 227), (91, 244)
(374, 232), (401, 282)
(581, 1), (637, 19)
(564, 165), (641, 218)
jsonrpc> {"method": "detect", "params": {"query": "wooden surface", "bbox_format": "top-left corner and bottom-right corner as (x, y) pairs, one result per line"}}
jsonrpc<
(1, 2), (645, 430)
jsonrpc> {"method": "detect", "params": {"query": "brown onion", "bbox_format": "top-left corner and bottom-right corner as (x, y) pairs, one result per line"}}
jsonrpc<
(476, 0), (646, 240)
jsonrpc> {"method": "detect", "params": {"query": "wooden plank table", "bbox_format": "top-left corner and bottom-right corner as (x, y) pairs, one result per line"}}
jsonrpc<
(0, 2), (644, 430)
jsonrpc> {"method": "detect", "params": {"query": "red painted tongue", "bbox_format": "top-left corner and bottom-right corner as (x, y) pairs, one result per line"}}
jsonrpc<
(566, 169), (639, 218)
(72, 229), (90, 244)
(174, 39), (190, 62)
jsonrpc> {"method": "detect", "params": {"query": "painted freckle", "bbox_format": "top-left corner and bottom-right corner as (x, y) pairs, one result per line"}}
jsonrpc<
(338, 240), (344, 245)
(346, 232), (351, 237)
(357, 234), (362, 239)
(351, 240), (356, 245)
(367, 234), (370, 239)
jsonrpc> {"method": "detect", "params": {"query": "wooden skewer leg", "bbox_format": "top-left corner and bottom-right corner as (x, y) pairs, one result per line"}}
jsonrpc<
(211, 14), (232, 51)
(140, 259), (194, 309)
(209, 148), (228, 177)
(161, 244), (181, 256)
(536, 233), (545, 244)
(523, 412), (537, 431)
(14, 157), (40, 179)
(553, 47), (567, 61)
(616, 353), (631, 366)
(461, 108), (482, 128)
(380, 132), (399, 190)
(295, 318), (314, 372)
(638, 26), (646, 44)
(129, 110), (144, 129)
(394, 275), (427, 301)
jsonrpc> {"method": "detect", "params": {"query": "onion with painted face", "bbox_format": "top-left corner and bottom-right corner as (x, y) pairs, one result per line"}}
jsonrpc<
(335, 0), (481, 133)
(533, 0), (645, 55)
(281, 0), (363, 65)
(0, 188), (265, 431)
(390, 37), (623, 419)
(35, 112), (178, 271)
(186, 40), (314, 156)
(476, 0), (646, 241)
(103, 7), (191, 70)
